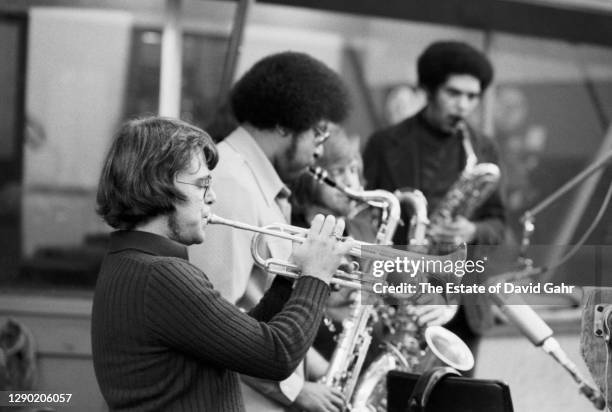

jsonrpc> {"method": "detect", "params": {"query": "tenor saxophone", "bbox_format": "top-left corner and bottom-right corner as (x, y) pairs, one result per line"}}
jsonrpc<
(428, 123), (501, 254)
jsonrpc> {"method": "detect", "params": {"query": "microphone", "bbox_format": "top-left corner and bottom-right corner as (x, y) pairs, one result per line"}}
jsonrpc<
(490, 293), (553, 345)
(490, 292), (606, 409)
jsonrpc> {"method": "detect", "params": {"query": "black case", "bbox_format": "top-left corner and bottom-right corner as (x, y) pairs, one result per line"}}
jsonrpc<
(387, 370), (514, 412)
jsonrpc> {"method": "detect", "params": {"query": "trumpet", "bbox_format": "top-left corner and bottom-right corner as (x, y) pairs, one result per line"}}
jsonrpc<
(208, 214), (466, 289)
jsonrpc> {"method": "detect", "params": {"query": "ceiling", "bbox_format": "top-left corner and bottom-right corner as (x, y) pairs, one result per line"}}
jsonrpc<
(235, 0), (612, 47)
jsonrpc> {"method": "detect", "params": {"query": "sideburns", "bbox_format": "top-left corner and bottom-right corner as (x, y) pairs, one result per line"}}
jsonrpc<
(286, 135), (300, 163)
(167, 211), (181, 242)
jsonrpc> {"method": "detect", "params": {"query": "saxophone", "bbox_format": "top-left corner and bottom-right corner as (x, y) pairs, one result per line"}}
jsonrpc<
(351, 189), (474, 412)
(429, 163), (500, 234)
(428, 123), (501, 254)
(316, 182), (401, 405)
(351, 123), (498, 411)
(310, 167), (473, 410)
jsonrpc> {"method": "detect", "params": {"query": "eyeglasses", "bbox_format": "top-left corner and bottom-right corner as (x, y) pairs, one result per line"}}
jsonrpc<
(176, 175), (212, 198)
(313, 123), (331, 146)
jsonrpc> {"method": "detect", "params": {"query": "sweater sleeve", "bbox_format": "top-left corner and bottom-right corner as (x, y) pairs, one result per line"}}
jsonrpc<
(144, 259), (329, 381)
(247, 275), (294, 322)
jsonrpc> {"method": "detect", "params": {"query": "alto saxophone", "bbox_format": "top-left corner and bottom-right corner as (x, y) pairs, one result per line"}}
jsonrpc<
(351, 189), (474, 412)
(314, 175), (401, 405)
(310, 167), (472, 410)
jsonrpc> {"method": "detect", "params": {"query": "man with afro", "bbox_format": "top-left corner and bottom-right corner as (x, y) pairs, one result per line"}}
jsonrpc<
(363, 41), (507, 369)
(191, 51), (351, 412)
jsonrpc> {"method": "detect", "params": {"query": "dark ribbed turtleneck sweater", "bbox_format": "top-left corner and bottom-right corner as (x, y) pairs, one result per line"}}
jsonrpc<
(91, 230), (329, 411)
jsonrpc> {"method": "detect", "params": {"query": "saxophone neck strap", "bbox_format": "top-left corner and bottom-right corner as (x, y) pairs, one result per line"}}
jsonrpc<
(406, 366), (461, 412)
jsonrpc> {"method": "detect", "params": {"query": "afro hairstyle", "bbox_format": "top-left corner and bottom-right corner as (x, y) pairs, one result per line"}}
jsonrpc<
(417, 41), (494, 93)
(230, 51), (350, 135)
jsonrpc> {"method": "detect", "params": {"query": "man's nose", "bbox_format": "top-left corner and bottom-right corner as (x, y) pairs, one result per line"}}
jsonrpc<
(456, 94), (472, 112)
(205, 188), (216, 205)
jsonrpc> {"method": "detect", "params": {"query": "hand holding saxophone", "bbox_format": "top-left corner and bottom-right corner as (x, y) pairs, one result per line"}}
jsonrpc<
(294, 381), (345, 412)
(427, 215), (477, 245)
(291, 214), (355, 285)
(404, 303), (459, 327)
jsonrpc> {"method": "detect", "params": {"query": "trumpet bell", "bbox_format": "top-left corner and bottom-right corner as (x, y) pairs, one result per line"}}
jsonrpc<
(425, 326), (474, 371)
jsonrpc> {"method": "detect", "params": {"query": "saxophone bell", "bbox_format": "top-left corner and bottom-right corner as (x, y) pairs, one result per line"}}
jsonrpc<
(425, 326), (475, 371)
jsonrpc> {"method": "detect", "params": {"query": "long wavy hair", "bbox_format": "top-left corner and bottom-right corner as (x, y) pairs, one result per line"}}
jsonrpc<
(96, 117), (218, 230)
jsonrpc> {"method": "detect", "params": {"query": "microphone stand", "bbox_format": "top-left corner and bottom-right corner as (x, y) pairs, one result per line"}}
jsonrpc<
(490, 292), (606, 409)
(493, 151), (612, 409)
(518, 149), (612, 270)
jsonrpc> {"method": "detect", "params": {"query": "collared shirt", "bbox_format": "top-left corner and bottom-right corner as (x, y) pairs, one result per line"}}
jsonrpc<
(275, 185), (292, 222)
(109, 229), (188, 259)
(189, 127), (301, 408)
(190, 126), (293, 305)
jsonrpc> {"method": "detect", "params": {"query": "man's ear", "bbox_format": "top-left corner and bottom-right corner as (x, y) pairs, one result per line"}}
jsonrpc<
(275, 125), (291, 138)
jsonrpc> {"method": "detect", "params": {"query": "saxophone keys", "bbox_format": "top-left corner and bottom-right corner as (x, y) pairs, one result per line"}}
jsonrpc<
(323, 316), (337, 333)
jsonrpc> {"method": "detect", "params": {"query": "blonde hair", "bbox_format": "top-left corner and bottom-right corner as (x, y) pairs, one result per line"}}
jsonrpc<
(291, 128), (362, 211)
(317, 127), (361, 171)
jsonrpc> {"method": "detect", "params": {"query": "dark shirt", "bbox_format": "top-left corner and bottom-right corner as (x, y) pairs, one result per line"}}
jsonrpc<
(363, 110), (506, 336)
(415, 114), (464, 213)
(91, 230), (330, 412)
(363, 110), (505, 246)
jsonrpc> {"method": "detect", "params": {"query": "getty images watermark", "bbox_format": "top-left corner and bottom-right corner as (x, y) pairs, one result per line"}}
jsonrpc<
(362, 244), (581, 299)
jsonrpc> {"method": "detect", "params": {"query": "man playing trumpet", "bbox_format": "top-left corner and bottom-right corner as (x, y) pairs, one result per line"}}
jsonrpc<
(190, 52), (351, 412)
(91, 117), (351, 411)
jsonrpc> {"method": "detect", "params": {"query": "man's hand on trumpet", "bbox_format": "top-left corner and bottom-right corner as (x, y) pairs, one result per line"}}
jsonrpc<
(292, 214), (354, 286)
